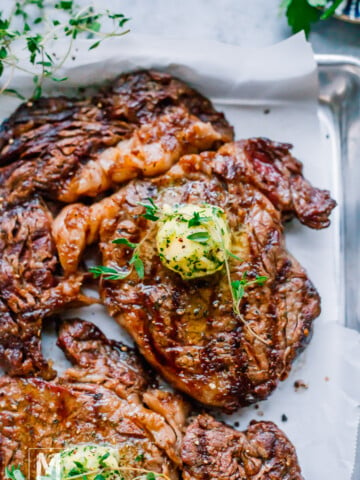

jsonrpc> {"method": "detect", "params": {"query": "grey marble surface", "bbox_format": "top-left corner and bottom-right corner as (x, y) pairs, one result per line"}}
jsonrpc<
(114, 0), (359, 58)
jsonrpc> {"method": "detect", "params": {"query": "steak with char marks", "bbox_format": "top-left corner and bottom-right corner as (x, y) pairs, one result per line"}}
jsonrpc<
(0, 70), (233, 208)
(182, 414), (303, 480)
(0, 318), (303, 480)
(51, 139), (334, 411)
(0, 198), (82, 379)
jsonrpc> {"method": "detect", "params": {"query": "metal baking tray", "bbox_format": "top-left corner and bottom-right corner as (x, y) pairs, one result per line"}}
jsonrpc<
(316, 54), (360, 332)
(316, 54), (360, 480)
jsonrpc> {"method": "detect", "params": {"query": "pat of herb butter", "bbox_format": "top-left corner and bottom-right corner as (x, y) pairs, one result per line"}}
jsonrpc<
(46, 444), (120, 480)
(156, 203), (231, 279)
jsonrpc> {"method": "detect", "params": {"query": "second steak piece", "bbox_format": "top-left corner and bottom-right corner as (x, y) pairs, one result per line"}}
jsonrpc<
(182, 414), (303, 480)
(1, 318), (304, 480)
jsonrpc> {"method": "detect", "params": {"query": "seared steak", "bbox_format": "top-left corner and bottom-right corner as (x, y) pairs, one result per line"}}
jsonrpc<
(0, 318), (189, 480)
(0, 98), (130, 207)
(0, 318), (304, 480)
(56, 106), (223, 204)
(182, 414), (303, 480)
(94, 69), (233, 140)
(0, 198), (83, 379)
(0, 71), (233, 207)
(52, 139), (334, 411)
(0, 378), (179, 479)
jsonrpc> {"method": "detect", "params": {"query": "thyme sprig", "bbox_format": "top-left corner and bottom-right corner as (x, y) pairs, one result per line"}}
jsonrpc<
(186, 231), (210, 243)
(88, 265), (130, 281)
(0, 1), (130, 98)
(138, 198), (159, 221)
(222, 248), (269, 345)
(89, 199), (157, 281)
(89, 240), (144, 281)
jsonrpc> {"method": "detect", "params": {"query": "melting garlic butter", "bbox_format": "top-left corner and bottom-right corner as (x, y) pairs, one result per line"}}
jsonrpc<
(156, 203), (231, 279)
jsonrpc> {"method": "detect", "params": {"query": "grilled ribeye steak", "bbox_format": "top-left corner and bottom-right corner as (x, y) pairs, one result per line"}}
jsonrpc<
(0, 198), (82, 379)
(0, 378), (179, 480)
(94, 69), (233, 140)
(52, 139), (334, 411)
(0, 318), (304, 480)
(0, 97), (130, 208)
(0, 70), (233, 379)
(182, 414), (303, 480)
(0, 71), (233, 207)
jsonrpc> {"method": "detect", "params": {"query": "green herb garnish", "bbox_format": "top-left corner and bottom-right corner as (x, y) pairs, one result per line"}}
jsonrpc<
(98, 452), (110, 468)
(188, 211), (212, 227)
(231, 272), (268, 316)
(129, 251), (145, 279)
(4, 466), (25, 480)
(226, 250), (242, 262)
(88, 265), (130, 281)
(281, 0), (344, 37)
(138, 198), (159, 221)
(0, 2), (130, 98)
(112, 238), (138, 249)
(187, 231), (210, 243)
(90, 236), (144, 281)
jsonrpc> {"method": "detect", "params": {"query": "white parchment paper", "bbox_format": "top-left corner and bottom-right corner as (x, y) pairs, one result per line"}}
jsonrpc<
(1, 33), (359, 480)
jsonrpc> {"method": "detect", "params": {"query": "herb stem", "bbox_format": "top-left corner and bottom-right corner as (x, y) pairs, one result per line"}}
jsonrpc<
(0, 63), (14, 96)
(222, 242), (270, 346)
(0, 3), (130, 98)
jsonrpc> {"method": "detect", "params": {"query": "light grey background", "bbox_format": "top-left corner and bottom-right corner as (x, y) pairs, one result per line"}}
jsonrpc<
(116, 0), (359, 57)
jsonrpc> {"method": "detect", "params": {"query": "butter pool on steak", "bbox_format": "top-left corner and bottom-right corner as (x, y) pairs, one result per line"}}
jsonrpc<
(52, 138), (335, 411)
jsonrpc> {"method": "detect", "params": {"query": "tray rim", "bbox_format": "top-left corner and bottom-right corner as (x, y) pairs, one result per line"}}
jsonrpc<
(314, 53), (360, 480)
(315, 53), (360, 69)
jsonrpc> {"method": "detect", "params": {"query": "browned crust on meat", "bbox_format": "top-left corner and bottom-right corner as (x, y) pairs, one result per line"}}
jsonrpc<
(96, 70), (234, 142)
(181, 414), (303, 479)
(0, 70), (233, 207)
(57, 317), (151, 400)
(0, 198), (82, 378)
(0, 376), (178, 480)
(214, 138), (336, 229)
(57, 318), (189, 465)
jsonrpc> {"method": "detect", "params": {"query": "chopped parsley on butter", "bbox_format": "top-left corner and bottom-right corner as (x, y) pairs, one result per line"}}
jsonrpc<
(156, 203), (231, 279)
